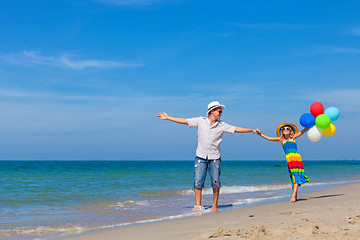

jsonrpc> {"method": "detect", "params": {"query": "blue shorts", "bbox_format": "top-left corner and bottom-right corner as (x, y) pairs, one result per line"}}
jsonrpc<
(194, 156), (221, 189)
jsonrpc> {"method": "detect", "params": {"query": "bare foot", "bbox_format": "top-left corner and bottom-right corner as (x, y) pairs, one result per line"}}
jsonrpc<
(210, 206), (218, 212)
(193, 205), (204, 211)
(289, 198), (297, 203)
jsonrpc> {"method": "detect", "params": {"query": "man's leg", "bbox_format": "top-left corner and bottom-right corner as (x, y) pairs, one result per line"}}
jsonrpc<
(194, 188), (202, 207)
(209, 159), (221, 212)
(194, 157), (207, 209)
(211, 188), (220, 212)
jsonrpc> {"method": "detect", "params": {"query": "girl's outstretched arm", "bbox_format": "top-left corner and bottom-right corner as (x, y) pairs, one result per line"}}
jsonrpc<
(258, 133), (280, 142)
(294, 128), (309, 139)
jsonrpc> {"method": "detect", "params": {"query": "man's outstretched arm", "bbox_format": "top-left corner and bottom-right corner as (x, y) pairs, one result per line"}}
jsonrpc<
(234, 127), (261, 134)
(157, 112), (188, 125)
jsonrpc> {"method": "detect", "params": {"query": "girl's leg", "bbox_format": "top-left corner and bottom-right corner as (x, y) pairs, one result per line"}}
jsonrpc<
(290, 184), (299, 202)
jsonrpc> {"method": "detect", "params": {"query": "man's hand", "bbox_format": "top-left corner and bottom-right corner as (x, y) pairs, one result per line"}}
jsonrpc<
(157, 112), (169, 120)
(157, 112), (188, 125)
(252, 129), (261, 135)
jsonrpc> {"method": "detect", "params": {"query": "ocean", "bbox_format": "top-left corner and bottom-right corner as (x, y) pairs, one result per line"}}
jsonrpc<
(1, 160), (360, 240)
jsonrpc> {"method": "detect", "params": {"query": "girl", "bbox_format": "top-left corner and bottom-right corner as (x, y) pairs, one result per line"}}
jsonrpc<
(258, 123), (310, 202)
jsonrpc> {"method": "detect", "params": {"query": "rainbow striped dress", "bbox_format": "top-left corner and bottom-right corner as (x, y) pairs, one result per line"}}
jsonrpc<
(282, 140), (310, 186)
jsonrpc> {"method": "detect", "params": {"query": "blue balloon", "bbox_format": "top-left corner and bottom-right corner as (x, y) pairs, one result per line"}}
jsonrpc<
(300, 113), (316, 128)
(324, 107), (340, 122)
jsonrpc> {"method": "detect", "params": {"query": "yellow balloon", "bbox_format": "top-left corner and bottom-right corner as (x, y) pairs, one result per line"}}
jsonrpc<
(322, 123), (336, 137)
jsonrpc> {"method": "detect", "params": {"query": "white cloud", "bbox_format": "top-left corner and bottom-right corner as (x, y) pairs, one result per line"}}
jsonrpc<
(0, 51), (143, 70)
(0, 89), (118, 101)
(0, 88), (203, 103)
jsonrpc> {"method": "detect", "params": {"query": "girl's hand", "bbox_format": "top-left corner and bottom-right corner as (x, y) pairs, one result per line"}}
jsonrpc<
(253, 129), (261, 135)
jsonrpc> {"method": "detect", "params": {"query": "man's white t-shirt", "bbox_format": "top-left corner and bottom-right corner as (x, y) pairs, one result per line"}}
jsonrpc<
(187, 117), (236, 159)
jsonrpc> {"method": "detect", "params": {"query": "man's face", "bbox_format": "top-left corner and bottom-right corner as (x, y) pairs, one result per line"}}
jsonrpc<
(212, 107), (223, 120)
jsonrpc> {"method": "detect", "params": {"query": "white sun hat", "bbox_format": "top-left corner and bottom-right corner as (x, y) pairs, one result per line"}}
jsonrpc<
(207, 101), (225, 116)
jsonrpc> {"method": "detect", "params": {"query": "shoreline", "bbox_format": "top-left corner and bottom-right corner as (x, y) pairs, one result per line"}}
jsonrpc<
(65, 182), (360, 240)
(2, 161), (359, 240)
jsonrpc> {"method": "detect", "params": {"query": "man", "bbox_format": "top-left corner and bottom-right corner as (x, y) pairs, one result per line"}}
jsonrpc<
(157, 101), (260, 212)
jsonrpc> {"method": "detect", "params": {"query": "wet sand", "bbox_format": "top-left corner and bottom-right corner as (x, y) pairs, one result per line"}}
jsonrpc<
(66, 183), (360, 240)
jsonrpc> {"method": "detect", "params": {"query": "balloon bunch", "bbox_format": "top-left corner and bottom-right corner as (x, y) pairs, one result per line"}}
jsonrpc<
(299, 102), (340, 142)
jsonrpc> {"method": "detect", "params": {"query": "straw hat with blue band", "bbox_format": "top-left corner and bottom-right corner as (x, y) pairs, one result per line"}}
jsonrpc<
(276, 122), (299, 137)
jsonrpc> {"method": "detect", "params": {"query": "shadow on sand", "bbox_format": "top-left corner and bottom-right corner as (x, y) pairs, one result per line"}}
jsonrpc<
(296, 193), (344, 202)
(310, 194), (344, 199)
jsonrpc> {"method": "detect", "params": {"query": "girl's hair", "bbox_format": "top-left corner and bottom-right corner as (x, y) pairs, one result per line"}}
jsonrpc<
(279, 126), (294, 141)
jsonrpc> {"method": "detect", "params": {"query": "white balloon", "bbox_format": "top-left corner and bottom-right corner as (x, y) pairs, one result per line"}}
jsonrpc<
(307, 126), (322, 142)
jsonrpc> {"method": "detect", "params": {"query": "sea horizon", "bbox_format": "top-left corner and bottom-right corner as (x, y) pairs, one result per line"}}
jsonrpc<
(1, 159), (358, 161)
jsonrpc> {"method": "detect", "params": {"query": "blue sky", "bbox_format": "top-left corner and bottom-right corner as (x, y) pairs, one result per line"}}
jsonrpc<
(0, 0), (359, 160)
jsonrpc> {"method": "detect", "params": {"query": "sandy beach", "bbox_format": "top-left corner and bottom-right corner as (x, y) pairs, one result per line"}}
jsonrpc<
(66, 183), (360, 240)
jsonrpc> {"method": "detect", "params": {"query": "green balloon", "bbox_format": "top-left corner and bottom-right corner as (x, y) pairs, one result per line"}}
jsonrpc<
(315, 114), (331, 129)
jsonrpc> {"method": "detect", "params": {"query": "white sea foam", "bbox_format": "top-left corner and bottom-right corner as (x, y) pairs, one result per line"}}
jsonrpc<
(99, 211), (205, 230)
(232, 196), (287, 205)
(182, 179), (360, 196)
(183, 184), (289, 196)
(0, 224), (89, 237)
(136, 200), (152, 206)
(100, 196), (287, 231)
(109, 200), (135, 208)
(109, 200), (152, 209)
